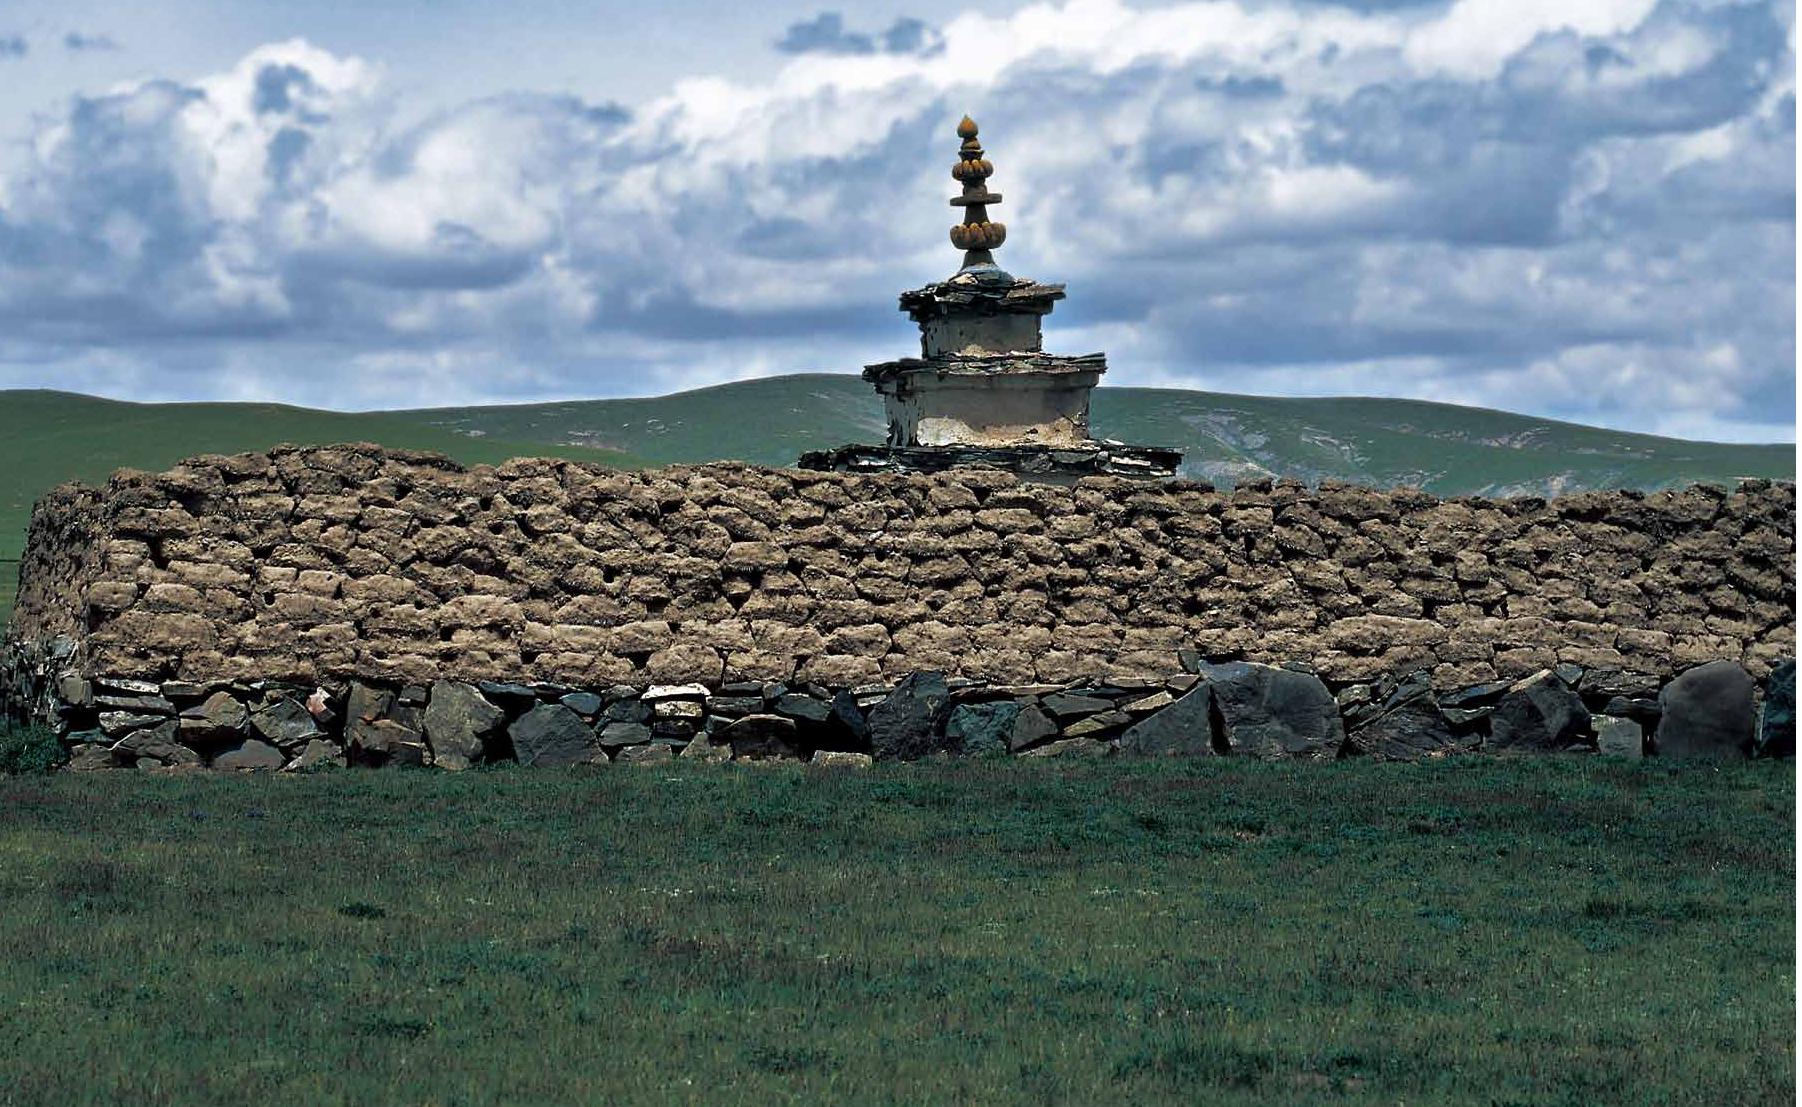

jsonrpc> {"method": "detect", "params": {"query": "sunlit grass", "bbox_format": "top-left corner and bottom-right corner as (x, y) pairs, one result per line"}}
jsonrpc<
(0, 757), (1790, 1105)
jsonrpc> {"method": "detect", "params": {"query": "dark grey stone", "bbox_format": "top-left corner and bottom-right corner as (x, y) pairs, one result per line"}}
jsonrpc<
(709, 696), (765, 719)
(598, 722), (652, 748)
(774, 693), (833, 724)
(94, 692), (176, 714)
(100, 711), (167, 736)
(346, 683), (428, 766)
(1655, 661), (1755, 760)
(1758, 659), (1795, 759)
(603, 697), (651, 724)
(114, 720), (200, 765)
(509, 704), (602, 767)
(830, 691), (870, 745)
(477, 681), (541, 711)
(1346, 671), (1474, 761)
(1063, 710), (1133, 738)
(213, 739), (286, 771)
(1490, 671), (1592, 753)
(178, 691), (249, 743)
(719, 714), (799, 761)
(1041, 693), (1114, 718)
(1196, 661), (1342, 760)
(1440, 706), (1494, 726)
(250, 697), (322, 750)
(945, 701), (1019, 757)
(424, 681), (506, 769)
(292, 739), (345, 770)
(1595, 716), (1643, 758)
(350, 720), (429, 767)
(1118, 686), (1216, 757)
(867, 672), (951, 761)
(1438, 681), (1512, 710)
(1009, 706), (1059, 752)
(559, 692), (604, 716)
(1578, 669), (1661, 702)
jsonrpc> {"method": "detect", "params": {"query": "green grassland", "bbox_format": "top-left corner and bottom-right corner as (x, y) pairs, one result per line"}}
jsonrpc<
(0, 756), (1789, 1105)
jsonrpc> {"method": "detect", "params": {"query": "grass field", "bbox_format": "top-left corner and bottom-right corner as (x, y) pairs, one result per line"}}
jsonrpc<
(0, 756), (1789, 1105)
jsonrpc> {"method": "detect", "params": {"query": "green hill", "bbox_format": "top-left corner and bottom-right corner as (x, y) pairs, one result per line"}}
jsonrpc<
(394, 372), (1792, 497)
(1, 378), (1792, 621)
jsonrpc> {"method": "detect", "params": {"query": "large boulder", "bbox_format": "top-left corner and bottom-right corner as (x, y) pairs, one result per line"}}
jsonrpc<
(249, 698), (322, 751)
(422, 681), (506, 770)
(944, 701), (1020, 757)
(1118, 685), (1216, 757)
(1655, 661), (1755, 760)
(1758, 659), (1795, 759)
(1195, 661), (1342, 760)
(1489, 670), (1592, 753)
(509, 704), (602, 767)
(1344, 671), (1472, 760)
(866, 672), (951, 761)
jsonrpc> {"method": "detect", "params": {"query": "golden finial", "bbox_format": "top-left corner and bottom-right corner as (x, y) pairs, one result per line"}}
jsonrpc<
(948, 116), (1006, 271)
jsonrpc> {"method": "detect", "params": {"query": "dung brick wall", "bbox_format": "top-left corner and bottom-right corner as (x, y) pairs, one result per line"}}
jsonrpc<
(5, 444), (1795, 694)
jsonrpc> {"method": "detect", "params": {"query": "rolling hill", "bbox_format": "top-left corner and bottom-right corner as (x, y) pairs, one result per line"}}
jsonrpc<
(0, 377), (1793, 620)
(393, 373), (1791, 497)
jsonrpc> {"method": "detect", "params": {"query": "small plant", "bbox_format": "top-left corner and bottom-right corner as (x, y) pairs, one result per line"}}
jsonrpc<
(0, 722), (65, 775)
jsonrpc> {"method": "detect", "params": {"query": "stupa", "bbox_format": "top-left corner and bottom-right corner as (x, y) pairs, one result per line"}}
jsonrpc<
(797, 116), (1182, 482)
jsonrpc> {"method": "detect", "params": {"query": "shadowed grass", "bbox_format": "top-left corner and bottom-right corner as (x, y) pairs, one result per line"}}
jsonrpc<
(0, 757), (1790, 1105)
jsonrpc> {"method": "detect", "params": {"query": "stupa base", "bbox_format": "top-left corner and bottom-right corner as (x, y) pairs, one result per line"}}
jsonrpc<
(794, 442), (1183, 483)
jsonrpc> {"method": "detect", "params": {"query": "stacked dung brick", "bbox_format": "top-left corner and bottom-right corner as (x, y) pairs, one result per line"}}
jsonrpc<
(1, 445), (1793, 769)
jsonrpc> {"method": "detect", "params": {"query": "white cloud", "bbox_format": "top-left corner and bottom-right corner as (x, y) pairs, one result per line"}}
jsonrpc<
(0, 0), (1791, 443)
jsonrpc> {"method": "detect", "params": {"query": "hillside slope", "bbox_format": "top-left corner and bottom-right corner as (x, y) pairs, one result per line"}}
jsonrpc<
(397, 373), (1793, 497)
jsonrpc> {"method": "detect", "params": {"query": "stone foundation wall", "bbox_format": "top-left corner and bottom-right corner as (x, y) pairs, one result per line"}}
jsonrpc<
(1, 444), (1794, 769)
(12, 658), (1800, 773)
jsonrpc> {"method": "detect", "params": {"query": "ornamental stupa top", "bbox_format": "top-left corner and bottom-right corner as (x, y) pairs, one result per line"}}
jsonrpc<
(900, 116), (1065, 325)
(949, 115), (1008, 275)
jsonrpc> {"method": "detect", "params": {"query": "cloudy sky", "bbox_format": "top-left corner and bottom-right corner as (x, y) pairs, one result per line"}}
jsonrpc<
(0, 0), (1792, 441)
